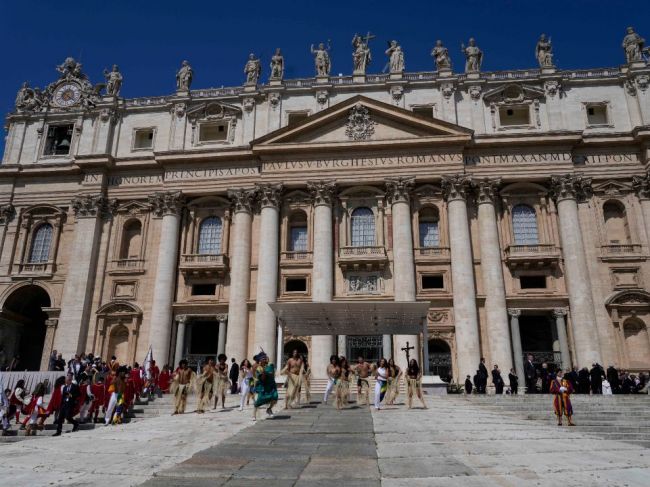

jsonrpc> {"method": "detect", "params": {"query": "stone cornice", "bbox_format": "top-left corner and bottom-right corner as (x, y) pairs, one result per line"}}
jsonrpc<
(550, 173), (592, 202)
(148, 191), (185, 217)
(475, 177), (501, 205)
(385, 176), (415, 205)
(441, 174), (472, 202)
(228, 188), (257, 214)
(307, 180), (337, 207)
(256, 183), (284, 209)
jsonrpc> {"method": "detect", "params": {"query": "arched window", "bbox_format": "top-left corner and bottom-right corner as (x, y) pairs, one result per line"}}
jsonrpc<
(603, 201), (630, 244)
(28, 223), (53, 263)
(288, 210), (308, 252)
(197, 216), (223, 254)
(512, 204), (538, 245)
(351, 207), (375, 247)
(119, 219), (142, 259)
(418, 206), (440, 247)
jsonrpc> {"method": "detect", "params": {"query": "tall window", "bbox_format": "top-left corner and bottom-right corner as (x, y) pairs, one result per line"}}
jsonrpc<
(119, 220), (142, 259)
(512, 204), (539, 245)
(418, 207), (440, 247)
(603, 201), (630, 244)
(288, 211), (308, 252)
(29, 224), (53, 263)
(351, 207), (375, 247)
(197, 217), (222, 254)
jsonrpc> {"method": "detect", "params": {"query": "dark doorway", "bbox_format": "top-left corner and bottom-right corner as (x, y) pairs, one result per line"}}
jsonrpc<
(283, 339), (308, 367)
(428, 339), (452, 382)
(1, 285), (51, 371)
(188, 320), (219, 357)
(519, 314), (559, 371)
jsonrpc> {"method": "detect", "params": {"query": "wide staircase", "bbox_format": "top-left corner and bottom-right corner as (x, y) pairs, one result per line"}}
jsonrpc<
(464, 394), (650, 448)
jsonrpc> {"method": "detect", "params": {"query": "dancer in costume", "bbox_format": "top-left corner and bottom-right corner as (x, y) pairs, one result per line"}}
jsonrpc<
(239, 359), (254, 411)
(354, 356), (372, 407)
(281, 349), (303, 409)
(196, 358), (216, 413)
(339, 357), (352, 406)
(323, 355), (340, 404)
(301, 357), (312, 404)
(406, 359), (428, 409)
(385, 358), (402, 405)
(77, 374), (95, 423)
(550, 369), (576, 426)
(158, 365), (171, 393)
(252, 351), (278, 421)
(213, 354), (229, 410)
(374, 358), (388, 410)
(9, 379), (27, 426)
(170, 359), (196, 414)
(24, 382), (47, 436)
(106, 366), (127, 425)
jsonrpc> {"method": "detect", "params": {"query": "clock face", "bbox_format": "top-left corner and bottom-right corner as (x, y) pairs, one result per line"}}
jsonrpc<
(53, 83), (82, 107)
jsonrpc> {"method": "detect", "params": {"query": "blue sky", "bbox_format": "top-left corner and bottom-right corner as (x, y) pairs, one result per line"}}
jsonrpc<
(0, 0), (647, 155)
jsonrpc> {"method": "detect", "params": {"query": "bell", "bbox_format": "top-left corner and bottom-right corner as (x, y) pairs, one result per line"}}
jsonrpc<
(58, 138), (70, 148)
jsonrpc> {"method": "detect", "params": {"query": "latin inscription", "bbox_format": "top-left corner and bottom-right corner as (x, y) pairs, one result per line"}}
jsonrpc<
(106, 166), (260, 186)
(464, 153), (572, 165)
(264, 153), (463, 172)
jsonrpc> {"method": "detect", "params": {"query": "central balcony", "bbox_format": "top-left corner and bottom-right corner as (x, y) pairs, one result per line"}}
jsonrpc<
(180, 253), (229, 278)
(280, 251), (312, 266)
(414, 247), (451, 263)
(13, 261), (56, 279)
(338, 245), (388, 271)
(504, 244), (560, 269)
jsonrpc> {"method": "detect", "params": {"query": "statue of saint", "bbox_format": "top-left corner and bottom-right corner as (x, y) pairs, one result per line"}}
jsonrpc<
(461, 38), (483, 72)
(244, 53), (261, 85)
(14, 82), (45, 111)
(352, 32), (374, 74)
(535, 34), (554, 68)
(622, 26), (646, 63)
(431, 40), (451, 70)
(385, 40), (405, 73)
(103, 64), (123, 96)
(176, 60), (193, 91)
(56, 57), (86, 80)
(270, 48), (284, 80)
(310, 41), (331, 76)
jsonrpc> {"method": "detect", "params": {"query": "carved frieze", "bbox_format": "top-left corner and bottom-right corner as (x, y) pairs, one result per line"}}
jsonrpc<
(347, 274), (380, 294)
(148, 191), (185, 217)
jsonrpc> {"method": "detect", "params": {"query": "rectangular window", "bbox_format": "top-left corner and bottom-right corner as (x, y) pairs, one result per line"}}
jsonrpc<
(285, 277), (307, 293)
(199, 123), (228, 142)
(133, 128), (154, 150)
(191, 283), (217, 296)
(586, 104), (608, 126)
(287, 112), (309, 126)
(419, 222), (440, 247)
(520, 275), (546, 289)
(44, 124), (74, 155)
(421, 275), (444, 290)
(499, 106), (530, 127)
(289, 226), (308, 251)
(412, 106), (434, 119)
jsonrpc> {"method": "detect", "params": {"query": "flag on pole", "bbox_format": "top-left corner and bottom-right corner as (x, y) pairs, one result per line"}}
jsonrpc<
(143, 346), (153, 381)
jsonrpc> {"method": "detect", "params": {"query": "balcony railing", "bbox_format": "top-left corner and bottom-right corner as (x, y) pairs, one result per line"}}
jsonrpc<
(414, 247), (450, 261)
(108, 258), (145, 274)
(504, 244), (560, 269)
(601, 244), (642, 255)
(180, 253), (229, 277)
(15, 261), (55, 276)
(280, 250), (312, 263)
(338, 246), (388, 270)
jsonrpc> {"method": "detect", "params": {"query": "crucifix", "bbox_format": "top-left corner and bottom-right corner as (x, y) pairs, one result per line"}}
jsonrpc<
(401, 341), (415, 363)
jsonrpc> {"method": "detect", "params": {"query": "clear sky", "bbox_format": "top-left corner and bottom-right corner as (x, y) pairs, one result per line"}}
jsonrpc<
(0, 0), (647, 156)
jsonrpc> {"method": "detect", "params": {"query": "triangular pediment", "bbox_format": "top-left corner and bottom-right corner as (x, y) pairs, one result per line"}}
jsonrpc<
(252, 95), (472, 152)
(592, 179), (633, 195)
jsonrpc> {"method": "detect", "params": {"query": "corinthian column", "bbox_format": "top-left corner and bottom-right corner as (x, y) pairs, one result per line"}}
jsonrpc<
(147, 191), (184, 364)
(476, 178), (513, 374)
(55, 194), (112, 359)
(386, 177), (417, 371)
(226, 188), (256, 362)
(0, 204), (15, 267)
(442, 175), (480, 380)
(253, 183), (283, 360)
(633, 171), (650, 245)
(551, 174), (601, 366)
(308, 180), (336, 379)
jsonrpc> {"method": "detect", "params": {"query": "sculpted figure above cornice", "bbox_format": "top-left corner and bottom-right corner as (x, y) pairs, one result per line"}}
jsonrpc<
(441, 174), (472, 202)
(307, 180), (337, 207)
(256, 183), (284, 209)
(385, 176), (415, 205)
(550, 174), (592, 202)
(228, 188), (257, 214)
(148, 191), (185, 217)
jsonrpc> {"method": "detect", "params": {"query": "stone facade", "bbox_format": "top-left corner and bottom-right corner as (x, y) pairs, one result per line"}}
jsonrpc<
(2, 50), (650, 381)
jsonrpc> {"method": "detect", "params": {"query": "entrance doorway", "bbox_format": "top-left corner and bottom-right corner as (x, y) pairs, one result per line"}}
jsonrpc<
(185, 320), (220, 366)
(283, 339), (308, 367)
(108, 325), (130, 364)
(1, 285), (51, 371)
(428, 339), (452, 382)
(346, 335), (383, 364)
(519, 314), (560, 371)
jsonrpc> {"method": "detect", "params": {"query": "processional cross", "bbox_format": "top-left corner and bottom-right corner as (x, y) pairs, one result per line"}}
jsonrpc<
(401, 341), (415, 363)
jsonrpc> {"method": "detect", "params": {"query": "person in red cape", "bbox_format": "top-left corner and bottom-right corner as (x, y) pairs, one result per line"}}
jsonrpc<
(158, 365), (171, 393)
(44, 376), (65, 421)
(90, 375), (105, 423)
(125, 372), (135, 409)
(24, 383), (47, 436)
(148, 360), (160, 393)
(129, 363), (143, 399)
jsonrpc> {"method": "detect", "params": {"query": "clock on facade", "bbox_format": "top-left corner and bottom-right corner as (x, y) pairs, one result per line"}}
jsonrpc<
(53, 83), (82, 107)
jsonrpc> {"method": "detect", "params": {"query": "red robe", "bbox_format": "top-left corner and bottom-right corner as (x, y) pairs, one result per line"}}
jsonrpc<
(90, 383), (105, 415)
(129, 369), (143, 396)
(550, 378), (574, 417)
(45, 386), (62, 417)
(103, 375), (114, 409)
(76, 384), (90, 415)
(158, 370), (171, 393)
(149, 365), (160, 386)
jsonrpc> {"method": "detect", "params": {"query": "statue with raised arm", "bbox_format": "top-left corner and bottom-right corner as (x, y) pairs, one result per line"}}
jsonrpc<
(269, 48), (284, 80)
(244, 53), (261, 85)
(352, 32), (374, 74)
(176, 60), (193, 91)
(431, 40), (451, 70)
(622, 26), (645, 63)
(461, 38), (483, 72)
(385, 40), (405, 73)
(535, 34), (554, 68)
(310, 41), (331, 76)
(103, 64), (123, 96)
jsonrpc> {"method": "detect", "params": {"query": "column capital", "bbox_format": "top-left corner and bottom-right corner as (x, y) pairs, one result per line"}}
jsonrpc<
(385, 176), (415, 205)
(148, 191), (185, 217)
(632, 171), (650, 200)
(553, 308), (568, 318)
(45, 318), (59, 328)
(550, 174), (592, 203)
(256, 183), (284, 209)
(228, 188), (257, 214)
(176, 314), (188, 324)
(71, 194), (116, 219)
(475, 177), (502, 205)
(507, 308), (522, 318)
(0, 203), (16, 225)
(441, 174), (472, 202)
(308, 180), (337, 207)
(216, 313), (228, 322)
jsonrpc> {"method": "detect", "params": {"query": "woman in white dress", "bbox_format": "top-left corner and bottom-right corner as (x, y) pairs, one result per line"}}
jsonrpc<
(239, 359), (254, 411)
